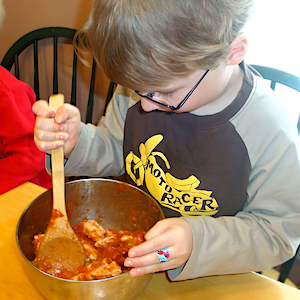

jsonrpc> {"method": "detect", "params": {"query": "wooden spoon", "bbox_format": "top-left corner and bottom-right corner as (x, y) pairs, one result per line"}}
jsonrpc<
(35, 94), (84, 277)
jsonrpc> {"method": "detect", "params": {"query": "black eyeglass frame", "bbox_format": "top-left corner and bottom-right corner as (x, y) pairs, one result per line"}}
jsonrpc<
(135, 69), (209, 110)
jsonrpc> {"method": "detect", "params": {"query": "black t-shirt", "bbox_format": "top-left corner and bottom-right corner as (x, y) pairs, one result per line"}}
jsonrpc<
(123, 65), (253, 218)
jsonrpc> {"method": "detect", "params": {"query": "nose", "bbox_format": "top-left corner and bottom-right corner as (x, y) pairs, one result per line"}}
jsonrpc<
(140, 97), (163, 112)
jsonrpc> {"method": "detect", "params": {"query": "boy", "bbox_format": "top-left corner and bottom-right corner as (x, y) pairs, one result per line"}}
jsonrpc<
(33, 0), (300, 281)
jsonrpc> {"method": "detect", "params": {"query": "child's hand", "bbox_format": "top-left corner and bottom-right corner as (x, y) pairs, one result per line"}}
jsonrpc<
(124, 218), (193, 276)
(33, 100), (81, 156)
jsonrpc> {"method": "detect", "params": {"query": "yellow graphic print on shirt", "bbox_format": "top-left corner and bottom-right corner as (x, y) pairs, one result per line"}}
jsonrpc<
(125, 134), (219, 217)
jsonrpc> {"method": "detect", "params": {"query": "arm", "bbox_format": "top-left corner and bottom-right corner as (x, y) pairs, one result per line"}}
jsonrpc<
(38, 85), (137, 177)
(172, 133), (300, 280)
(168, 81), (300, 280)
(63, 86), (137, 177)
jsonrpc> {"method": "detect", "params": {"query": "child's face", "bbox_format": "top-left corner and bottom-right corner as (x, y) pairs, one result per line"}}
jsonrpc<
(138, 62), (238, 113)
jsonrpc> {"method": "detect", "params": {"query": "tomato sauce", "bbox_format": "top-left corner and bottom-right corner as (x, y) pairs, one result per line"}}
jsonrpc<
(32, 218), (146, 281)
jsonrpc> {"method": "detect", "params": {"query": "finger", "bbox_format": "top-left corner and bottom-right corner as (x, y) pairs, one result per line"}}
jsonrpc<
(128, 255), (181, 278)
(54, 103), (80, 124)
(35, 129), (68, 143)
(33, 101), (78, 125)
(34, 129), (67, 151)
(32, 100), (55, 118)
(126, 251), (176, 278)
(144, 219), (168, 241)
(125, 248), (169, 268)
(34, 119), (68, 152)
(35, 116), (68, 133)
(34, 135), (65, 152)
(128, 220), (175, 258)
(129, 264), (167, 277)
(128, 237), (167, 259)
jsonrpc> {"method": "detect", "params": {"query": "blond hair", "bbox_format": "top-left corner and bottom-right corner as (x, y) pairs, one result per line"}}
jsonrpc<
(75, 0), (254, 90)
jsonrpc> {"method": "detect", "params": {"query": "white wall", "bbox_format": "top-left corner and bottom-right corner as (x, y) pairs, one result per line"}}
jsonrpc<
(0, 0), (94, 61)
(246, 0), (300, 122)
(246, 0), (300, 76)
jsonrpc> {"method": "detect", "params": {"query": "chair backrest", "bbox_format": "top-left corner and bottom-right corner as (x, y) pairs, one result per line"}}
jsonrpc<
(251, 64), (300, 134)
(252, 64), (300, 285)
(277, 246), (299, 284)
(1, 27), (116, 123)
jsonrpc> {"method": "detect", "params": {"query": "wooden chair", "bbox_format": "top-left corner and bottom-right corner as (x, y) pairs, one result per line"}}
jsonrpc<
(277, 246), (299, 284)
(1, 26), (116, 123)
(251, 64), (300, 132)
(251, 64), (300, 286)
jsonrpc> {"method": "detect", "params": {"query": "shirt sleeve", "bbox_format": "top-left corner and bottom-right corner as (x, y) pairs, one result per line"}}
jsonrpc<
(168, 77), (300, 281)
(63, 85), (138, 177)
(169, 136), (300, 280)
(0, 76), (46, 194)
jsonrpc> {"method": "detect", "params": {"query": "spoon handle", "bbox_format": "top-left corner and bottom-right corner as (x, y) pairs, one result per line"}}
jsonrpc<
(49, 94), (66, 216)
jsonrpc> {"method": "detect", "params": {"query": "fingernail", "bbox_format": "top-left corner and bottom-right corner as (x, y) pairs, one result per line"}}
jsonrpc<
(129, 251), (136, 258)
(49, 110), (56, 118)
(59, 124), (67, 132)
(124, 260), (133, 267)
(56, 142), (64, 148)
(130, 268), (141, 277)
(59, 135), (66, 141)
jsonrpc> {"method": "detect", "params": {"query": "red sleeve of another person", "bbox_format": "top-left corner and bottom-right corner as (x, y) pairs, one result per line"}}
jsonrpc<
(0, 66), (52, 194)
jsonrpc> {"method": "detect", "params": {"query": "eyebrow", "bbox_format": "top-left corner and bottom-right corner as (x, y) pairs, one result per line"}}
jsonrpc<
(141, 75), (194, 94)
(157, 77), (194, 93)
(157, 88), (178, 94)
(139, 87), (178, 94)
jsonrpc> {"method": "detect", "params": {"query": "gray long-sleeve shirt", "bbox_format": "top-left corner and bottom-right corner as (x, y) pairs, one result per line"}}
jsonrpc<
(59, 63), (300, 281)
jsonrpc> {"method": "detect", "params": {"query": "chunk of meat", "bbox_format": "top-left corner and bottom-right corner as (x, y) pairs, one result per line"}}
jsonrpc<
(75, 219), (106, 241)
(119, 230), (145, 247)
(79, 238), (99, 263)
(70, 260), (122, 281)
(94, 230), (117, 248)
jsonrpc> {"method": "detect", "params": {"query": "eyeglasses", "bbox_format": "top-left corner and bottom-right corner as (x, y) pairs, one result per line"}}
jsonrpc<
(135, 69), (209, 110)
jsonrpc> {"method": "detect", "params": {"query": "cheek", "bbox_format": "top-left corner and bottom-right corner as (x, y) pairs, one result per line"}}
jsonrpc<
(177, 94), (213, 112)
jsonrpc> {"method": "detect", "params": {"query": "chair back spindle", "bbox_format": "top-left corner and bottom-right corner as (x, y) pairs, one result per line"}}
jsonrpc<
(70, 51), (78, 107)
(251, 64), (300, 133)
(33, 40), (40, 99)
(53, 36), (58, 95)
(1, 27), (116, 123)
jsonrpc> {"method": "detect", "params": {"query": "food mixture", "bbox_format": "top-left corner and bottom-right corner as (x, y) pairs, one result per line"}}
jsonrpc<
(32, 218), (146, 281)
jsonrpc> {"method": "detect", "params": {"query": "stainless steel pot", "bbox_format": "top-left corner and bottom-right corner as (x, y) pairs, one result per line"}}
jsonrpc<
(16, 179), (164, 300)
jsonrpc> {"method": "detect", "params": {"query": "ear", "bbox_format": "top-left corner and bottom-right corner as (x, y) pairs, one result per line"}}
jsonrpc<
(226, 34), (248, 65)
